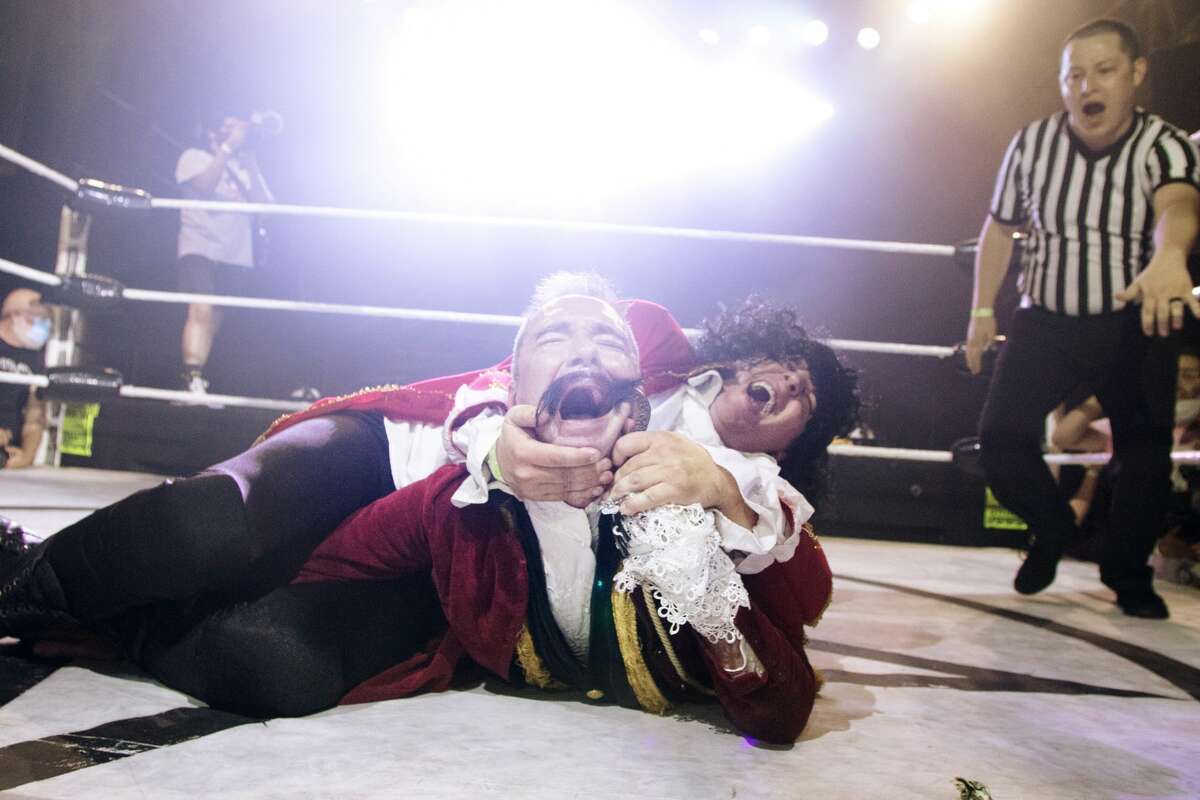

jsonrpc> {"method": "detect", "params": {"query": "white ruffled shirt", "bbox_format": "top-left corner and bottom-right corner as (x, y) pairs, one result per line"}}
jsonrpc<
(382, 371), (813, 660)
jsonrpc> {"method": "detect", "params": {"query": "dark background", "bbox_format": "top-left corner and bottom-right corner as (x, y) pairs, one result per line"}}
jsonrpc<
(1, 0), (1197, 450)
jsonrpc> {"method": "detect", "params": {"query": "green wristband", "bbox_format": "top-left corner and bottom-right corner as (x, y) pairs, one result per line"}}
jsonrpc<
(970, 307), (994, 318)
(486, 446), (504, 484)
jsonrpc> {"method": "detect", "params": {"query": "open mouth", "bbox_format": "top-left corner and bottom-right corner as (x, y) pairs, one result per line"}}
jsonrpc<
(538, 371), (635, 421)
(534, 370), (641, 447)
(1082, 101), (1105, 117)
(747, 380), (776, 418)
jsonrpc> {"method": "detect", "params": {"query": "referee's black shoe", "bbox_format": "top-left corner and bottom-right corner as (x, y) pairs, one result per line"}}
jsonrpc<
(1014, 537), (1064, 595)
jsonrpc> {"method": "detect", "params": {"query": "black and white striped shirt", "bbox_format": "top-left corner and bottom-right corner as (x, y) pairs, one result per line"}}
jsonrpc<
(990, 109), (1200, 316)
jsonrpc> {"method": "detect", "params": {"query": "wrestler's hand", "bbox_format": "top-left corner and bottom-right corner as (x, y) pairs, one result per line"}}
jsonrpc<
(222, 120), (249, 153)
(964, 315), (997, 375)
(1115, 249), (1200, 337)
(610, 431), (757, 528)
(495, 405), (612, 507)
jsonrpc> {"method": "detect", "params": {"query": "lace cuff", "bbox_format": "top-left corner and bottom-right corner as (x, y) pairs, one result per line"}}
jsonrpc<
(601, 500), (750, 644)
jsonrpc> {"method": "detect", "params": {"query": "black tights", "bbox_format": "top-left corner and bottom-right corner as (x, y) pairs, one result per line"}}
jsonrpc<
(42, 412), (443, 717)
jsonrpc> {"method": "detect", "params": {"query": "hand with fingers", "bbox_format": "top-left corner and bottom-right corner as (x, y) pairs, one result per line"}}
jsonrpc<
(493, 404), (613, 507)
(1115, 249), (1200, 337)
(610, 431), (755, 527)
(964, 315), (998, 375)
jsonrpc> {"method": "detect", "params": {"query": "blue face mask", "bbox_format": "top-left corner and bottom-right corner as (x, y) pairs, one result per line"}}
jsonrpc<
(18, 317), (51, 349)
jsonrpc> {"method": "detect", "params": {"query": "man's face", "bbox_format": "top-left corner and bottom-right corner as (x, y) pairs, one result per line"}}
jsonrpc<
(1059, 33), (1146, 151)
(511, 295), (639, 452)
(1178, 355), (1200, 400)
(709, 359), (817, 457)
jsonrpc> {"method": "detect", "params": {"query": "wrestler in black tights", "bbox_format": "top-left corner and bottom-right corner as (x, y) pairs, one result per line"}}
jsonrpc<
(39, 412), (443, 718)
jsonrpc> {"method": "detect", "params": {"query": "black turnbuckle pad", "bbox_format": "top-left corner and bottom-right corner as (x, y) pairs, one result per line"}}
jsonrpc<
(73, 178), (153, 211)
(48, 274), (125, 312)
(40, 366), (123, 402)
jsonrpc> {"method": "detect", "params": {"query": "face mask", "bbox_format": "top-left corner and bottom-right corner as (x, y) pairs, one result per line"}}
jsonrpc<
(1176, 397), (1200, 426)
(16, 317), (51, 349)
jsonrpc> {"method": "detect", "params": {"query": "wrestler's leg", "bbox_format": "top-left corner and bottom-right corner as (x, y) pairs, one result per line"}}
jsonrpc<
(4, 412), (393, 631)
(130, 576), (445, 718)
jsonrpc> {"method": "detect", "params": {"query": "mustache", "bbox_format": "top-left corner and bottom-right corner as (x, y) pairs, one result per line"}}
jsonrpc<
(535, 371), (643, 422)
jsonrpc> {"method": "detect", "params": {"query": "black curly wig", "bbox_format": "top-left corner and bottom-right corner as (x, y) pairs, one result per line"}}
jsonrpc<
(692, 298), (861, 504)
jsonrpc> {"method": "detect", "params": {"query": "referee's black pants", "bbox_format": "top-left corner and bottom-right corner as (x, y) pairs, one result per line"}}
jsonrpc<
(979, 306), (1177, 596)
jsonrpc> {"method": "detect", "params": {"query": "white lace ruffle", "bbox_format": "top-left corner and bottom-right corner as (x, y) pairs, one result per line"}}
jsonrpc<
(599, 500), (750, 644)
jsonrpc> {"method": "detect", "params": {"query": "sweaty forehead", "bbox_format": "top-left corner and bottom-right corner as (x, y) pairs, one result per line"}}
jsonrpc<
(532, 296), (628, 335)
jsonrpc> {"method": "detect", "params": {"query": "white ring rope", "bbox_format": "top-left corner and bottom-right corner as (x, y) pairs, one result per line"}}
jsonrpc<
(831, 443), (1200, 467)
(0, 257), (960, 357)
(148, 197), (958, 258)
(0, 142), (80, 194)
(0, 369), (304, 412)
(0, 257), (64, 288)
(0, 141), (955, 258)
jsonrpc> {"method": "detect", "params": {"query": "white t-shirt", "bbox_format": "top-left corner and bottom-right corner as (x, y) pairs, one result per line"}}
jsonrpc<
(175, 148), (255, 267)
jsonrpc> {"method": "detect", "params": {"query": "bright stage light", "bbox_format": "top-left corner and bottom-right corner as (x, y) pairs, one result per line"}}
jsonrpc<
(801, 19), (829, 46)
(748, 25), (771, 47)
(907, 2), (931, 24)
(370, 1), (832, 207)
(857, 27), (881, 49)
(698, 27), (720, 45)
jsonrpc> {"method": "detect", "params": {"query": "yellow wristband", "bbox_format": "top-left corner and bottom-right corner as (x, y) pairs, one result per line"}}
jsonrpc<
(970, 307), (994, 318)
(486, 446), (504, 484)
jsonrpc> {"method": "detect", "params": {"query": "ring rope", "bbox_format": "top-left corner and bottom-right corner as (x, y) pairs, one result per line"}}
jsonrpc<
(0, 257), (64, 288)
(828, 443), (1200, 467)
(0, 257), (961, 358)
(0, 141), (956, 258)
(0, 370), (305, 412)
(147, 197), (958, 258)
(0, 142), (80, 194)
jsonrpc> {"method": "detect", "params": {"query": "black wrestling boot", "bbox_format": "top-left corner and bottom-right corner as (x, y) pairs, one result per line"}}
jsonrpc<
(0, 537), (75, 638)
(1, 515), (34, 561)
(1013, 535), (1065, 595)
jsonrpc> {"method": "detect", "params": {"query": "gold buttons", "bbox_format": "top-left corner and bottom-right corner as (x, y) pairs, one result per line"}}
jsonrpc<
(585, 689), (605, 701)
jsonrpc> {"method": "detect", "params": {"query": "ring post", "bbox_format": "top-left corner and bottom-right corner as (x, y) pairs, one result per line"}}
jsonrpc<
(45, 204), (93, 466)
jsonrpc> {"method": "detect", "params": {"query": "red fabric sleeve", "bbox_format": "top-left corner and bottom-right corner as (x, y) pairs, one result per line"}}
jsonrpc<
(701, 602), (819, 745)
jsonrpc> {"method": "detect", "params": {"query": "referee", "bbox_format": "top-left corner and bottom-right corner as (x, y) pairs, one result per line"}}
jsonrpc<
(964, 19), (1200, 618)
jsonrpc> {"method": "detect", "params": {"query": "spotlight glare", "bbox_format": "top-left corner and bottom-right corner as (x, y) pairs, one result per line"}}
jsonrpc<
(907, 2), (931, 24)
(698, 27), (720, 45)
(801, 19), (829, 46)
(857, 27), (881, 50)
(748, 24), (771, 46)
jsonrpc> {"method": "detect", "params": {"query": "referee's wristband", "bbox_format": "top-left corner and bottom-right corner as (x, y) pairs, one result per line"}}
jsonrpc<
(486, 445), (504, 484)
(970, 307), (994, 318)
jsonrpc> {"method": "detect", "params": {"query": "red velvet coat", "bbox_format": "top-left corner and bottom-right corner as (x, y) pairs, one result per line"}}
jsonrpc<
(294, 464), (832, 744)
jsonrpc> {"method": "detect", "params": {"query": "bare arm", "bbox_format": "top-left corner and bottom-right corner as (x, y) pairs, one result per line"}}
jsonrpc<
(1115, 183), (1200, 336)
(3, 388), (44, 469)
(184, 122), (248, 196)
(964, 216), (1018, 374)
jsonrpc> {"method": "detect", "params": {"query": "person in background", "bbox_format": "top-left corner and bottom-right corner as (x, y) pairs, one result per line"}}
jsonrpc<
(0, 288), (49, 469)
(175, 114), (273, 394)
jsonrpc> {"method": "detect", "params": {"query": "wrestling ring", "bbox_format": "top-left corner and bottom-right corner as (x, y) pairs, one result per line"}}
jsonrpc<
(2, 141), (1200, 800)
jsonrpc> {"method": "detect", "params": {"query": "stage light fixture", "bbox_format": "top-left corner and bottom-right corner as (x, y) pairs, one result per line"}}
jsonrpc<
(857, 27), (881, 50)
(802, 20), (829, 46)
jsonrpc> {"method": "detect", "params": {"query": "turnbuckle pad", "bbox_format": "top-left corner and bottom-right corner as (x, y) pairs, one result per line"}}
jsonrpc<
(48, 274), (125, 312)
(40, 366), (123, 402)
(73, 178), (153, 211)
